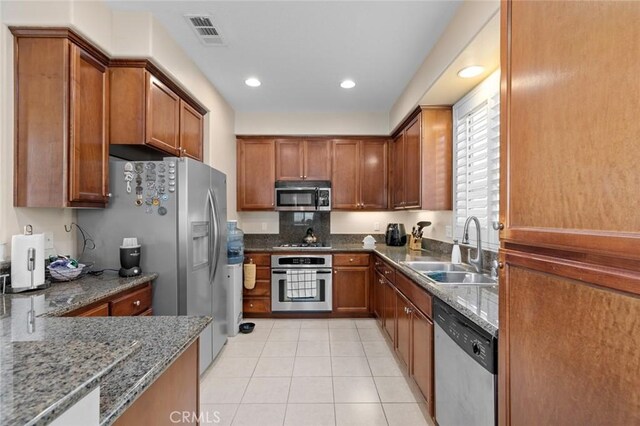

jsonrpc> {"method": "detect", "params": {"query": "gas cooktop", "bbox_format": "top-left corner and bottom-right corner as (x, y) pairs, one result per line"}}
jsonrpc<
(272, 243), (332, 250)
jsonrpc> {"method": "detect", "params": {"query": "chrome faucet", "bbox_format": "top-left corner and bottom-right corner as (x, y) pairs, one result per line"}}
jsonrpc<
(462, 216), (483, 273)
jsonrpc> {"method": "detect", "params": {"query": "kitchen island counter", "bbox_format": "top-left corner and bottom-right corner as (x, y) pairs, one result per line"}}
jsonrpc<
(0, 272), (211, 425)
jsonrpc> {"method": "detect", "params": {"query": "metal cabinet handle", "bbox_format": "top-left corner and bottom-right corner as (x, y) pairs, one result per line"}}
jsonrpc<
(492, 222), (505, 230)
(106, 193), (113, 198)
(384, 270), (391, 275)
(379, 278), (384, 284)
(250, 303), (254, 308)
(349, 258), (354, 262)
(133, 300), (141, 307)
(498, 262), (504, 269)
(334, 271), (337, 274)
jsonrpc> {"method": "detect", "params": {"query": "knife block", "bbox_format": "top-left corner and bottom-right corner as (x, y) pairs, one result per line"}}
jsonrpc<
(409, 236), (422, 251)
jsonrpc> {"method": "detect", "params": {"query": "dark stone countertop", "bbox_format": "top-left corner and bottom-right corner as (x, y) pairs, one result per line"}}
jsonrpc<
(0, 273), (212, 426)
(245, 243), (499, 336)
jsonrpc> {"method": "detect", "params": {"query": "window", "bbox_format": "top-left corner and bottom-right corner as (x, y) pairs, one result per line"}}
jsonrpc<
(452, 70), (500, 250)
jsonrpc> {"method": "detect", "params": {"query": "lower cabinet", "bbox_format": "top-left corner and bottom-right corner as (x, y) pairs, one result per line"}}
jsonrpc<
(372, 255), (435, 420)
(114, 339), (199, 426)
(333, 267), (370, 314)
(243, 252), (272, 315)
(412, 308), (434, 417)
(64, 282), (152, 317)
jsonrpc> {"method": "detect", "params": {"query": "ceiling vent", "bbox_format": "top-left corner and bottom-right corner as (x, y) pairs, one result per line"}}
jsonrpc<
(185, 14), (225, 46)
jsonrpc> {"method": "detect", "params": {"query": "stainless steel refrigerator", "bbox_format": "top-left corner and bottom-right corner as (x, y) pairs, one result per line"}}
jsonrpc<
(77, 157), (228, 374)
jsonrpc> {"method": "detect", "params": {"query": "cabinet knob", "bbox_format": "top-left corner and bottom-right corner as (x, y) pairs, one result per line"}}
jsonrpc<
(349, 258), (354, 262)
(492, 222), (505, 230)
(498, 261), (504, 269)
(106, 193), (113, 198)
(384, 270), (391, 275)
(133, 300), (141, 307)
(334, 271), (338, 274)
(250, 303), (254, 308)
(303, 175), (307, 179)
(379, 279), (384, 284)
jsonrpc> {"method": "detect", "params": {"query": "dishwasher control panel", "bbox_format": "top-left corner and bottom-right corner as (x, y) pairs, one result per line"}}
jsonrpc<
(433, 298), (497, 374)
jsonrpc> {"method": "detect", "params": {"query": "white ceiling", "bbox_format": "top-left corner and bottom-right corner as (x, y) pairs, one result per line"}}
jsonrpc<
(107, 1), (462, 113)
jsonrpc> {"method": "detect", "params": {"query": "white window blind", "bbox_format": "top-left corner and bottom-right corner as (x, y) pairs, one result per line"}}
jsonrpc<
(453, 70), (500, 251)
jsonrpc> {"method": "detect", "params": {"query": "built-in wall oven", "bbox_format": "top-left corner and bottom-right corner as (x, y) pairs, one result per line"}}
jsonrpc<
(271, 254), (332, 312)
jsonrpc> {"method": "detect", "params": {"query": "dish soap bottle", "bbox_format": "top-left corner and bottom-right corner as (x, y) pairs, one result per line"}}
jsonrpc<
(451, 239), (461, 264)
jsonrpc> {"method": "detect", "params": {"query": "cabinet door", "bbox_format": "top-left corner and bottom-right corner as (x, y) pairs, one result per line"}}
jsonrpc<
(372, 270), (385, 321)
(500, 250), (640, 426)
(179, 100), (203, 161)
(332, 140), (360, 209)
(69, 44), (109, 206)
(421, 108), (452, 210)
(501, 0), (640, 258)
(383, 280), (396, 344)
(395, 291), (411, 369)
(360, 139), (388, 209)
(146, 73), (180, 155)
(275, 139), (304, 180)
(412, 308), (434, 417)
(333, 267), (370, 314)
(237, 139), (276, 210)
(390, 133), (404, 209)
(303, 140), (332, 180)
(403, 116), (421, 208)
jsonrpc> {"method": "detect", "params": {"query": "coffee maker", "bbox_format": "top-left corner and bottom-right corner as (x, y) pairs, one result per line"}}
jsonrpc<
(385, 223), (407, 246)
(119, 238), (142, 277)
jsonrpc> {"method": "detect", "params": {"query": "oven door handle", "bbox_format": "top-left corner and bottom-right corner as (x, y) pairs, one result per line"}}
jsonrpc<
(316, 270), (332, 274)
(272, 270), (287, 275)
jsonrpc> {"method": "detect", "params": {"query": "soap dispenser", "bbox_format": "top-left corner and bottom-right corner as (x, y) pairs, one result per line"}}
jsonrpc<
(451, 239), (461, 264)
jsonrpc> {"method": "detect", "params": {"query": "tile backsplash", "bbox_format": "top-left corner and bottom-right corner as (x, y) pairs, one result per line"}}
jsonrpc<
(278, 212), (330, 243)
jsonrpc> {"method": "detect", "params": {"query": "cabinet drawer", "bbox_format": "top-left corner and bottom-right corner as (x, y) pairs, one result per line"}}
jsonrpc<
(244, 253), (270, 266)
(374, 258), (395, 283)
(110, 285), (152, 316)
(333, 253), (370, 267)
(243, 298), (271, 313)
(77, 303), (110, 317)
(255, 267), (271, 281)
(243, 280), (271, 297)
(395, 272), (432, 319)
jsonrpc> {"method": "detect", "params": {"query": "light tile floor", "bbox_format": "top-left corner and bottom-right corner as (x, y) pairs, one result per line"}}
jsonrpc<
(200, 318), (435, 426)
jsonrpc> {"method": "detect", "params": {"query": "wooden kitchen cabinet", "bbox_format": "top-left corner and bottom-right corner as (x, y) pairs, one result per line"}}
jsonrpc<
(499, 1), (640, 425)
(332, 139), (388, 210)
(12, 28), (110, 208)
(333, 266), (370, 314)
(109, 60), (206, 161)
(64, 282), (152, 317)
(275, 139), (331, 181)
(243, 252), (272, 315)
(383, 279), (397, 344)
(179, 101), (204, 161)
(391, 107), (452, 210)
(395, 290), (412, 368)
(237, 139), (276, 210)
(412, 307), (434, 417)
(372, 270), (385, 322)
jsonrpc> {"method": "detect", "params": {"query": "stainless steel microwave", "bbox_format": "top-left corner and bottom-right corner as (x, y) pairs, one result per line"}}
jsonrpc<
(274, 181), (331, 211)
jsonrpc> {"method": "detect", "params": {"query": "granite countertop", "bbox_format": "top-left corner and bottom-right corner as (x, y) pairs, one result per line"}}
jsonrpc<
(0, 273), (212, 426)
(245, 243), (499, 336)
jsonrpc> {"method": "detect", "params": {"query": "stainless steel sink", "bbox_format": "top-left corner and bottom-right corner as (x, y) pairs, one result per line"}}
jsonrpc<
(423, 271), (497, 285)
(401, 261), (474, 273)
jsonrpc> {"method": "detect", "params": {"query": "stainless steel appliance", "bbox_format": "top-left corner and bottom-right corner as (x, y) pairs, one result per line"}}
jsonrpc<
(78, 157), (228, 374)
(434, 298), (497, 426)
(385, 223), (407, 246)
(271, 254), (332, 311)
(272, 243), (332, 250)
(275, 180), (331, 211)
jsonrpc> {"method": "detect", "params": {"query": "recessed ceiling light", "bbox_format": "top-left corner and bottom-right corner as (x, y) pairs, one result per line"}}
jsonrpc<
(457, 66), (484, 78)
(245, 78), (261, 87)
(340, 80), (356, 89)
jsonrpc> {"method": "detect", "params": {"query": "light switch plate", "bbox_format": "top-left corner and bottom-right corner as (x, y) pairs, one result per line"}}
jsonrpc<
(44, 232), (54, 249)
(445, 226), (453, 238)
(261, 222), (267, 231)
(373, 222), (380, 232)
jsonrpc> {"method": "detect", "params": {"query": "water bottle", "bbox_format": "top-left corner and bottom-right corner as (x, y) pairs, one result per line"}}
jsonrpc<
(227, 221), (244, 264)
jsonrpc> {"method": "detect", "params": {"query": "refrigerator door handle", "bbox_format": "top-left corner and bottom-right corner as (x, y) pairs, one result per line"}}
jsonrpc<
(207, 189), (221, 284)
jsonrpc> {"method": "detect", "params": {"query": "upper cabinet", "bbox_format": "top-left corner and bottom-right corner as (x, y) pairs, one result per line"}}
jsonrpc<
(12, 28), (109, 208)
(391, 107), (452, 211)
(275, 139), (331, 181)
(332, 139), (389, 210)
(237, 138), (276, 210)
(109, 60), (206, 161)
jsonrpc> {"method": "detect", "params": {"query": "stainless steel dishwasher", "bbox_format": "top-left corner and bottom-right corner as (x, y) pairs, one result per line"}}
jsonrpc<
(434, 298), (497, 426)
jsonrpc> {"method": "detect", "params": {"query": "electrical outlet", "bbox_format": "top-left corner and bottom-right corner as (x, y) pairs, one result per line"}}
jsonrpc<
(44, 232), (54, 249)
(445, 226), (453, 238)
(261, 222), (267, 231)
(373, 222), (380, 232)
